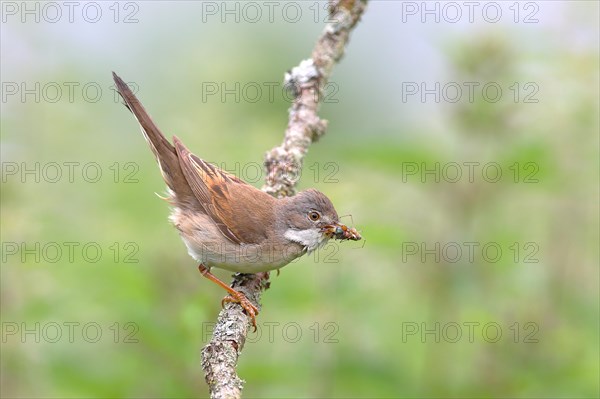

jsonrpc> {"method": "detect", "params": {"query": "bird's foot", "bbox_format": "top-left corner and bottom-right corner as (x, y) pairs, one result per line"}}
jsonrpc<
(221, 290), (259, 332)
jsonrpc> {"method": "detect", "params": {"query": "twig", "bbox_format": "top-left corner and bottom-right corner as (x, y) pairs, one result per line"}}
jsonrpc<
(201, 1), (368, 397)
(263, 0), (368, 198)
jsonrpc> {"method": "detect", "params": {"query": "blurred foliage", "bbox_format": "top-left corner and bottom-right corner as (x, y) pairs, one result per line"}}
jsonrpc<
(1, 2), (598, 398)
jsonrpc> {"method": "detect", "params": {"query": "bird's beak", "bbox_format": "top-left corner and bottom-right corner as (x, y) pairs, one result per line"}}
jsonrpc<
(321, 222), (361, 241)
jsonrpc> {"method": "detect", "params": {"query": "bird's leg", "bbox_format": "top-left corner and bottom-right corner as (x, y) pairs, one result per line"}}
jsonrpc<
(197, 264), (259, 331)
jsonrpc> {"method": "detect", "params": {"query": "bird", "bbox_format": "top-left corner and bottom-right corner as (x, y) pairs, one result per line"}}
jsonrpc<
(112, 72), (360, 329)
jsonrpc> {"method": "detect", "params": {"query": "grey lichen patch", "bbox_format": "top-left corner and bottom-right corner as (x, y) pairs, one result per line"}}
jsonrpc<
(285, 59), (319, 85)
(201, 341), (244, 399)
(325, 7), (354, 34)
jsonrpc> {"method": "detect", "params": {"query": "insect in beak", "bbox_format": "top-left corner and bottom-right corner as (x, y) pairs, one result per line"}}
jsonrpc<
(321, 223), (362, 241)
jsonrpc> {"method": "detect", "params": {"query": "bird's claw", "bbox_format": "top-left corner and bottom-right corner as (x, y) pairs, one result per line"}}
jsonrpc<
(221, 291), (259, 332)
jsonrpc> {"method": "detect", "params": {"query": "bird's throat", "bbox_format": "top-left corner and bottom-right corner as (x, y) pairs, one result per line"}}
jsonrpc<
(283, 228), (328, 253)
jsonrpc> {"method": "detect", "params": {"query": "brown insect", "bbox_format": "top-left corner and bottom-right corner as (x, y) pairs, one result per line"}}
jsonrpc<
(322, 224), (362, 241)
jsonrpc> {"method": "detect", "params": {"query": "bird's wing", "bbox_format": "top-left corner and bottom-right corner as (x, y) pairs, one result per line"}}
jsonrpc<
(173, 137), (274, 245)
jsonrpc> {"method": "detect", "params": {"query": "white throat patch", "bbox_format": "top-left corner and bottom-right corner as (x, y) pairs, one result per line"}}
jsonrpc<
(284, 228), (328, 253)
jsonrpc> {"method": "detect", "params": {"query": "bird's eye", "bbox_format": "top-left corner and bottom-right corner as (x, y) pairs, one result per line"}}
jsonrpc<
(308, 211), (321, 221)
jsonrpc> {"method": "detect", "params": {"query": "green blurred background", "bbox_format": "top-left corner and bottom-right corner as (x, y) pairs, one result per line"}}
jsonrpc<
(1, 1), (598, 398)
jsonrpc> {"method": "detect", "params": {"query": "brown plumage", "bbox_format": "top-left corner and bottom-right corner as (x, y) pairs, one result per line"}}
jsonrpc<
(112, 72), (360, 329)
(113, 72), (278, 246)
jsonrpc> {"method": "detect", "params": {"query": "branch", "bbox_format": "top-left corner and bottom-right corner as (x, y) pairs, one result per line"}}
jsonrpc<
(201, 1), (368, 397)
(263, 0), (368, 198)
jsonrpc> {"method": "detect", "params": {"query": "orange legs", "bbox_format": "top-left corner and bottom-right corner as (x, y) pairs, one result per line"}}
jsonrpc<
(198, 264), (259, 330)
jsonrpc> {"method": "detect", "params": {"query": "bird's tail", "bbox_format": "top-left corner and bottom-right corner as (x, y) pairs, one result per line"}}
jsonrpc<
(112, 72), (193, 201)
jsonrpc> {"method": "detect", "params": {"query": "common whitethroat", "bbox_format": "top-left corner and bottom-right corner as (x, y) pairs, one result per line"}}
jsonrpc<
(112, 72), (361, 328)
